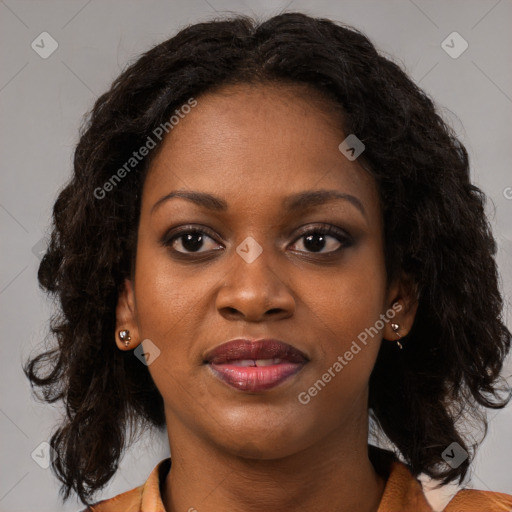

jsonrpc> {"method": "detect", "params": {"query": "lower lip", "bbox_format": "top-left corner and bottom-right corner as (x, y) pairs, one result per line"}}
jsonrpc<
(208, 362), (305, 392)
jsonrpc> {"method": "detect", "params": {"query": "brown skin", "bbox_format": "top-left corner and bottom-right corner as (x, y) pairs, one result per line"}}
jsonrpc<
(115, 83), (418, 512)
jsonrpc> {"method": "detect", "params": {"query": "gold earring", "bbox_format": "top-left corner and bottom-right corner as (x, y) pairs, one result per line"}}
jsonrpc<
(118, 329), (131, 347)
(391, 323), (403, 349)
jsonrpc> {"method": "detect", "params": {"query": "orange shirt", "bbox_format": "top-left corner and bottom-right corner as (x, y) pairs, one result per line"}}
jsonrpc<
(85, 448), (512, 512)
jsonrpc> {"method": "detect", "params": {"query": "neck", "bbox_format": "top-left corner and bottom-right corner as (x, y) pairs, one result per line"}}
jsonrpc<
(162, 415), (386, 512)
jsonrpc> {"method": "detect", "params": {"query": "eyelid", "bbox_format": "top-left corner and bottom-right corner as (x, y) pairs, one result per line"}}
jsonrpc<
(289, 223), (353, 252)
(292, 223), (351, 241)
(160, 224), (222, 246)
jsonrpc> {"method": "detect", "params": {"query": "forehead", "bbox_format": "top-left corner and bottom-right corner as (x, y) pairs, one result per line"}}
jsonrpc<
(150, 82), (345, 163)
(142, 82), (380, 222)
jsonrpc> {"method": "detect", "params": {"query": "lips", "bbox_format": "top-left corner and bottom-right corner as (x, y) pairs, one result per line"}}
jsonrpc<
(204, 339), (308, 392)
(205, 339), (308, 365)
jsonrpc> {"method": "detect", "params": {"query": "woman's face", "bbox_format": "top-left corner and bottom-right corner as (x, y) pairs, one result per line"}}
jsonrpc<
(118, 83), (411, 458)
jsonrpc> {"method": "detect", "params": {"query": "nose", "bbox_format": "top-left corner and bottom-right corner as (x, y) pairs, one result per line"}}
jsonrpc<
(215, 244), (296, 322)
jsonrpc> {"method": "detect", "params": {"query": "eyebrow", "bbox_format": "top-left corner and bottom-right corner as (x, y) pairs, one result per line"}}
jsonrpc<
(151, 189), (366, 218)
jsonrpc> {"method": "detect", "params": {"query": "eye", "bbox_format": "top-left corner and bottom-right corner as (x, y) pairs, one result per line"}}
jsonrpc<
(162, 227), (223, 254)
(161, 224), (353, 257)
(289, 225), (352, 254)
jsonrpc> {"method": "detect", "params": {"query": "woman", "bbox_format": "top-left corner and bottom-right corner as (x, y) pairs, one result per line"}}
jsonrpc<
(25, 12), (512, 512)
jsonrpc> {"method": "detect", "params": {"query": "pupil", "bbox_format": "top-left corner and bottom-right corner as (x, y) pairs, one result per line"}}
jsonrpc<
(182, 233), (203, 252)
(305, 233), (325, 252)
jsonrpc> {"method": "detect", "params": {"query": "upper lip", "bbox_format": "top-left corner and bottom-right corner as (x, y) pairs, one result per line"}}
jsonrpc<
(204, 338), (309, 364)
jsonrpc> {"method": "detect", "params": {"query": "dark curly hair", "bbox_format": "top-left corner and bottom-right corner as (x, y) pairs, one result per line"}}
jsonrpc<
(25, 11), (511, 505)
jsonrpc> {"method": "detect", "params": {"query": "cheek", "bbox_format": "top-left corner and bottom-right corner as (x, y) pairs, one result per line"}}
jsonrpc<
(132, 240), (222, 364)
(132, 246), (208, 405)
(314, 246), (386, 339)
(132, 241), (192, 348)
(302, 245), (387, 388)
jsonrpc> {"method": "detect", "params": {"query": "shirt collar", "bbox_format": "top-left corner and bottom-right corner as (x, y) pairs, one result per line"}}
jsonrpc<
(135, 447), (433, 511)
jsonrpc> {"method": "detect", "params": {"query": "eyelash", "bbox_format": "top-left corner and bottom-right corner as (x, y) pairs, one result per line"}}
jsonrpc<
(160, 224), (353, 257)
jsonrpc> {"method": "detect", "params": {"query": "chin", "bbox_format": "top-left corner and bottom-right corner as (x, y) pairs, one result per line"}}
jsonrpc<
(209, 411), (315, 460)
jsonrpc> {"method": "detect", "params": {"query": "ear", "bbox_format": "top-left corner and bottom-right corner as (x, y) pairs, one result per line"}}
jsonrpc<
(382, 273), (419, 342)
(115, 278), (141, 351)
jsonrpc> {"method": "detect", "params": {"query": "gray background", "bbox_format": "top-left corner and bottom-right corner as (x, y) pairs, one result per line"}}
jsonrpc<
(1, 1), (511, 511)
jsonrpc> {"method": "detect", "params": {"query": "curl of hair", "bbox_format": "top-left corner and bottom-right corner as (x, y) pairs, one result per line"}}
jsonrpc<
(25, 12), (511, 504)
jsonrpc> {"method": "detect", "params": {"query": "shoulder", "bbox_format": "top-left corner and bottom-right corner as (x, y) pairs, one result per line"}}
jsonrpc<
(80, 457), (171, 512)
(443, 488), (512, 511)
(81, 485), (144, 512)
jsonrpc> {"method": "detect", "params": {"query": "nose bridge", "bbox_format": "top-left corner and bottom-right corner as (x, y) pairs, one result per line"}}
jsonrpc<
(215, 234), (294, 320)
